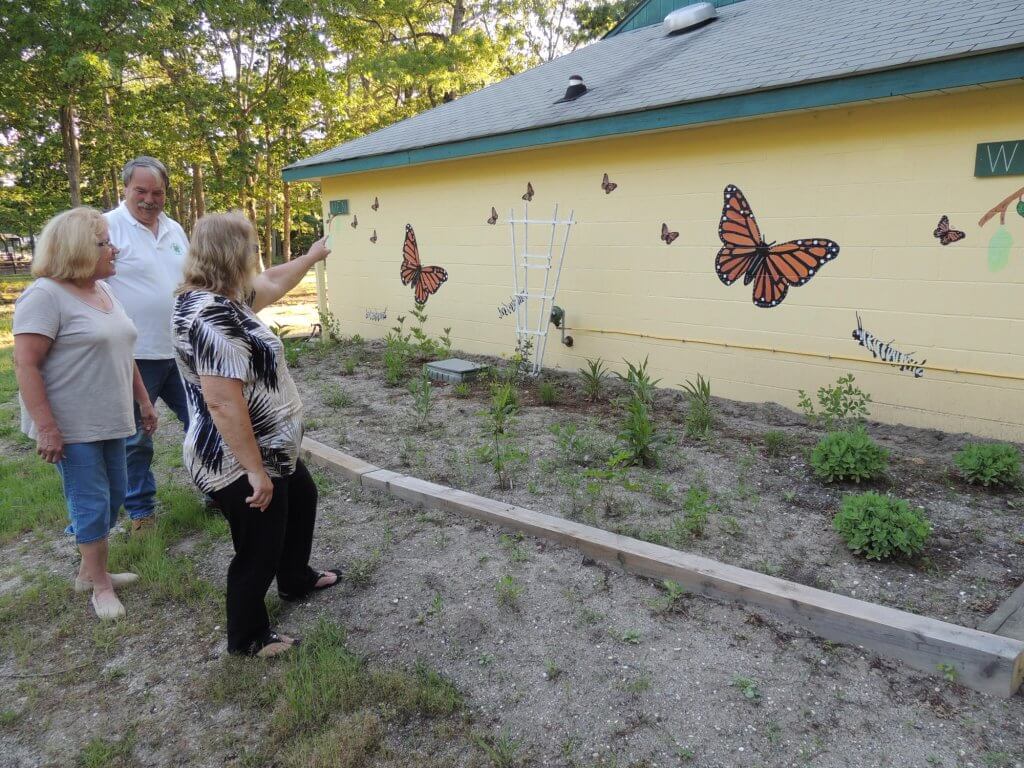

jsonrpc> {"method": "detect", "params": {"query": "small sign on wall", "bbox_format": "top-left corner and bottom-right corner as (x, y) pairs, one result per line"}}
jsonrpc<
(975, 140), (1024, 177)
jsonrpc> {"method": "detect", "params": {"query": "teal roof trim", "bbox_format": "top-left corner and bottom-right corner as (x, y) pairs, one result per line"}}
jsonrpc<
(606, 0), (745, 38)
(282, 48), (1024, 183)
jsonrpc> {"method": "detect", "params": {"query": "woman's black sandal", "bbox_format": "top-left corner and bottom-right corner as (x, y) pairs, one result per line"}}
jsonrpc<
(278, 568), (344, 603)
(236, 630), (301, 658)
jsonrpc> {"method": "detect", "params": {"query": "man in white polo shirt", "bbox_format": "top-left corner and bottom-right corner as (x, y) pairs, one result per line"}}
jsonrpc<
(105, 157), (190, 532)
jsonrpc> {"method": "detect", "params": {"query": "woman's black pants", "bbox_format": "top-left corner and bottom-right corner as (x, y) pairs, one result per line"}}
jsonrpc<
(212, 459), (319, 654)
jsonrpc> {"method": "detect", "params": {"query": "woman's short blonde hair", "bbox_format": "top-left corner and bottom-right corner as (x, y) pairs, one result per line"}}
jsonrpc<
(181, 211), (258, 300)
(32, 207), (106, 280)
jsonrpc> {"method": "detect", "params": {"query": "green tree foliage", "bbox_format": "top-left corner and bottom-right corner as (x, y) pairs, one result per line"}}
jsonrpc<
(0, 0), (607, 251)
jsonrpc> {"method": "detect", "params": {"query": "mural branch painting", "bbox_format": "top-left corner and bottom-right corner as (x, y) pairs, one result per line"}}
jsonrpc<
(978, 186), (1024, 272)
(715, 185), (840, 308)
(852, 313), (926, 378)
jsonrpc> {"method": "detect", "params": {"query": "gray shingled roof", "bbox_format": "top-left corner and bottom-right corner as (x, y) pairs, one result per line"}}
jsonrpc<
(289, 0), (1024, 171)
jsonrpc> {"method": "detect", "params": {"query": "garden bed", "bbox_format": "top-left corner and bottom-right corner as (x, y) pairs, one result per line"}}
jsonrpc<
(290, 335), (1024, 633)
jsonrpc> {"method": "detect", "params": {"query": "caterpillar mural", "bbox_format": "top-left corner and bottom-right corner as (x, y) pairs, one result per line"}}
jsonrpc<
(851, 313), (926, 378)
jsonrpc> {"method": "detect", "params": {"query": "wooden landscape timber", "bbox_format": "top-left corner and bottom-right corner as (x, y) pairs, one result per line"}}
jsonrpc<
(301, 438), (1024, 698)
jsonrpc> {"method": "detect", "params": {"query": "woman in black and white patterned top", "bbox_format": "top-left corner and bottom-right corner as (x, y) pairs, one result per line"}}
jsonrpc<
(173, 211), (340, 658)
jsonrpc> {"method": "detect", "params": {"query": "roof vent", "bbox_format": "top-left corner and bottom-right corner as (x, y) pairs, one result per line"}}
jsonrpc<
(556, 75), (588, 103)
(663, 2), (717, 34)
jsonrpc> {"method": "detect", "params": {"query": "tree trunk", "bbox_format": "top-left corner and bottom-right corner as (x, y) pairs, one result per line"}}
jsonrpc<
(59, 104), (82, 207)
(282, 180), (291, 263)
(192, 162), (205, 223)
(262, 124), (273, 269)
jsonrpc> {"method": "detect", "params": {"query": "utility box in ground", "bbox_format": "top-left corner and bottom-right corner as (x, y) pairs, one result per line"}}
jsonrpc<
(425, 358), (489, 383)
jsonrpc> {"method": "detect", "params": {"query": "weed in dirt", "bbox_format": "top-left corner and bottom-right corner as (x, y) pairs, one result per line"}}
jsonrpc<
(731, 675), (762, 702)
(765, 721), (783, 744)
(615, 357), (661, 408)
(0, 708), (21, 727)
(763, 429), (789, 457)
(810, 427), (889, 483)
(834, 492), (930, 560)
(538, 380), (558, 406)
(675, 746), (695, 761)
(277, 713), (383, 768)
(318, 307), (343, 342)
(613, 628), (641, 645)
(499, 532), (530, 563)
(478, 653), (494, 667)
(649, 580), (688, 615)
(452, 381), (471, 398)
(544, 659), (562, 681)
(648, 478), (674, 503)
(679, 374), (713, 439)
(624, 672), (652, 694)
(346, 553), (381, 588)
(754, 559), (781, 577)
(324, 384), (354, 409)
(579, 357), (610, 401)
(383, 332), (410, 386)
(495, 574), (523, 610)
(954, 442), (1022, 487)
(408, 369), (433, 426)
(614, 395), (665, 468)
(782, 490), (797, 503)
(560, 734), (580, 758)
(672, 484), (715, 542)
(720, 515), (743, 538)
(798, 373), (872, 430)
(936, 662), (958, 683)
(478, 383), (527, 489)
(77, 729), (136, 768)
(340, 356), (358, 376)
(474, 730), (522, 768)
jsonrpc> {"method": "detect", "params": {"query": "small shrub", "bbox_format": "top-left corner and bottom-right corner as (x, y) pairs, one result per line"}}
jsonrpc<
(833, 491), (930, 560)
(810, 427), (889, 483)
(763, 430), (789, 458)
(318, 308), (343, 341)
(383, 334), (410, 386)
(673, 484), (714, 540)
(954, 442), (1022, 487)
(452, 382), (471, 398)
(550, 423), (597, 466)
(408, 369), (432, 426)
(615, 396), (665, 467)
(538, 380), (558, 406)
(680, 374), (712, 439)
(616, 357), (661, 408)
(579, 358), (609, 401)
(340, 357), (358, 376)
(798, 373), (872, 430)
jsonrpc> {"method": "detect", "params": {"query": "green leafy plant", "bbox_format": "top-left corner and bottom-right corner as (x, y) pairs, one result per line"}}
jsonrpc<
(731, 675), (762, 703)
(538, 380), (558, 406)
(383, 331), (411, 386)
(579, 357), (609, 401)
(649, 579), (688, 615)
(763, 430), (789, 458)
(407, 302), (452, 360)
(672, 484), (715, 541)
(833, 491), (930, 560)
(615, 357), (661, 408)
(679, 374), (713, 439)
(478, 383), (526, 489)
(340, 357), (358, 376)
(615, 396), (665, 467)
(408, 369), (432, 426)
(798, 373), (872, 430)
(936, 662), (958, 683)
(452, 381), (471, 398)
(317, 307), (343, 342)
(810, 427), (889, 483)
(324, 384), (353, 409)
(953, 442), (1022, 487)
(474, 730), (521, 768)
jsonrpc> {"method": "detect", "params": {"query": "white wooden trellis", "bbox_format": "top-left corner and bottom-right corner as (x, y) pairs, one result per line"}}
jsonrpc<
(508, 203), (575, 375)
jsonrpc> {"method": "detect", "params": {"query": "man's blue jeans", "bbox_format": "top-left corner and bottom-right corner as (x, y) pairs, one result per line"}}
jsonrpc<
(126, 358), (189, 520)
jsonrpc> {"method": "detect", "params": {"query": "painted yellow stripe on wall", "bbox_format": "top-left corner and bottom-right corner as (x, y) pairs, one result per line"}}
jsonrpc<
(320, 82), (1024, 439)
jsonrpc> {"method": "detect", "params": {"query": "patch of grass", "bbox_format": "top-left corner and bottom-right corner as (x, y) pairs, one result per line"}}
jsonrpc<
(324, 384), (355, 409)
(340, 357), (358, 376)
(0, 450), (69, 544)
(499, 532), (530, 563)
(495, 574), (523, 610)
(346, 554), (381, 589)
(0, 569), (74, 628)
(474, 730), (522, 768)
(649, 579), (688, 615)
(763, 430), (789, 457)
(537, 380), (558, 406)
(77, 729), (136, 768)
(0, 708), (21, 727)
(452, 381), (472, 398)
(544, 659), (561, 681)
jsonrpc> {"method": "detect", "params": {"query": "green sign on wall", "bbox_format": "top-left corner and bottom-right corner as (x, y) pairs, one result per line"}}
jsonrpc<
(975, 140), (1024, 177)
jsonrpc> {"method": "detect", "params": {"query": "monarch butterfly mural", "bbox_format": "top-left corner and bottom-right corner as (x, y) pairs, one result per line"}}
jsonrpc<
(400, 224), (448, 304)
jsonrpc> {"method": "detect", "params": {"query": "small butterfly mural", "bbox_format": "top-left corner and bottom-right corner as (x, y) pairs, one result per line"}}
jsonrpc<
(715, 184), (840, 308)
(933, 215), (965, 246)
(660, 223), (679, 245)
(370, 229), (377, 244)
(601, 173), (618, 194)
(487, 207), (498, 225)
(371, 197), (379, 211)
(522, 182), (534, 202)
(400, 224), (449, 305)
(351, 214), (358, 229)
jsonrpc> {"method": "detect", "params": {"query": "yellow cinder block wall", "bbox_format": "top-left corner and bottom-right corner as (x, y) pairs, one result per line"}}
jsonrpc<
(320, 82), (1024, 439)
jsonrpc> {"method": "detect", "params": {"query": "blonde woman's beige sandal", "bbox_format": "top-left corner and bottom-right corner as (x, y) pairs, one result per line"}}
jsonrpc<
(91, 591), (126, 621)
(74, 573), (139, 593)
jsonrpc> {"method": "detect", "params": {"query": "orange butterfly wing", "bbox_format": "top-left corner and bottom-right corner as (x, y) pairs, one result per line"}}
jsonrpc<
(755, 240), (840, 307)
(400, 224), (448, 304)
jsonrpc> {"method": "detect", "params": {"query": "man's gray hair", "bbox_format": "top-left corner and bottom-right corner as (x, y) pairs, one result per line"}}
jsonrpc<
(122, 156), (170, 189)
